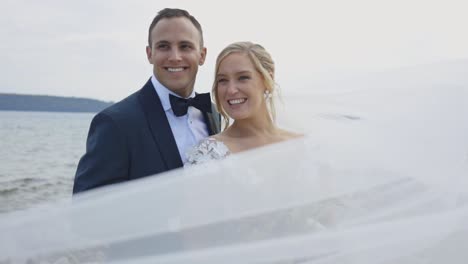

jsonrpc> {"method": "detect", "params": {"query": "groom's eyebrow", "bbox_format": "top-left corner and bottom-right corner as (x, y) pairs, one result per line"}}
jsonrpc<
(179, 40), (195, 45)
(153, 40), (169, 46)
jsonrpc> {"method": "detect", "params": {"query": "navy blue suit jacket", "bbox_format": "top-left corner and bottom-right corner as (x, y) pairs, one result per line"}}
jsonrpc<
(72, 79), (220, 194)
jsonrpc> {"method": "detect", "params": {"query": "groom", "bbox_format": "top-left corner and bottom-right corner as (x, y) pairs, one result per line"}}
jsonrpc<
(73, 8), (220, 194)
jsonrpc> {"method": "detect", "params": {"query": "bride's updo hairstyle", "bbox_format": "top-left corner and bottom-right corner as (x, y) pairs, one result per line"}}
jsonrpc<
(212, 41), (277, 129)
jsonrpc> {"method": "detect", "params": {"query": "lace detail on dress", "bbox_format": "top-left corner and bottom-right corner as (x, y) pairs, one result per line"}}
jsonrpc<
(185, 138), (231, 165)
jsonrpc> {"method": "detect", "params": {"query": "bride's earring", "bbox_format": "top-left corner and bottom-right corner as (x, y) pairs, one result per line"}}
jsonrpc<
(264, 90), (272, 100)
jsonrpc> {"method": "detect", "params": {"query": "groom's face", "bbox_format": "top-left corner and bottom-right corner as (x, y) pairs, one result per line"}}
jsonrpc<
(146, 17), (207, 98)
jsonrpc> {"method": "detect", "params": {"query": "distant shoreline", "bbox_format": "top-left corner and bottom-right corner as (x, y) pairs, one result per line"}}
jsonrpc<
(0, 109), (100, 114)
(0, 93), (113, 113)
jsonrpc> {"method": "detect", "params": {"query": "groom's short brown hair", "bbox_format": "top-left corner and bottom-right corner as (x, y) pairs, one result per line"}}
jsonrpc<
(148, 8), (204, 48)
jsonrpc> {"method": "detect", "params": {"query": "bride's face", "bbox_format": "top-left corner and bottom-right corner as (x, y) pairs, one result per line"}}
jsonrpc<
(215, 52), (268, 121)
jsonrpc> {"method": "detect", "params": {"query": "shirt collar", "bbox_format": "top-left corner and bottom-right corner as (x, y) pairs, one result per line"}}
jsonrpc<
(151, 75), (196, 112)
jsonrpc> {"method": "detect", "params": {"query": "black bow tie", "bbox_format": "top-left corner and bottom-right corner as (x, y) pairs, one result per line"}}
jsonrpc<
(169, 93), (212, 117)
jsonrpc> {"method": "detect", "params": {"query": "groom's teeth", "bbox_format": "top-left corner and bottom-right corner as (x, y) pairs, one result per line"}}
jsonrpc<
(167, 68), (184, 72)
(229, 98), (246, 105)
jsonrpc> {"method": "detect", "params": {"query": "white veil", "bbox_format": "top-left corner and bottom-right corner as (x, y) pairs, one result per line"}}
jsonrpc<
(2, 61), (468, 263)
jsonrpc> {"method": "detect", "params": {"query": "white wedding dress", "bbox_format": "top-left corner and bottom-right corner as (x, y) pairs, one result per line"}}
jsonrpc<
(2, 61), (468, 264)
(185, 138), (231, 165)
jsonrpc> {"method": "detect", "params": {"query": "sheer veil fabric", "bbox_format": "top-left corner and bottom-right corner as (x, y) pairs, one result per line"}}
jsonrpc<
(2, 61), (468, 263)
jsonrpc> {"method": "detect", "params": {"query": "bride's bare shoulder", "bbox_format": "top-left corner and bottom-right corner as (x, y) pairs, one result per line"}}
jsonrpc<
(211, 133), (227, 142)
(278, 129), (304, 139)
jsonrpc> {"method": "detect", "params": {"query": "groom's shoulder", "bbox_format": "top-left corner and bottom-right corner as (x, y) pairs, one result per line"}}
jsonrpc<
(103, 91), (140, 114)
(95, 89), (144, 126)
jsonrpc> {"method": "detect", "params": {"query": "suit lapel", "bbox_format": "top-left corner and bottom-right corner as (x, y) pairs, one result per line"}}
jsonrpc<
(203, 103), (221, 135)
(138, 79), (183, 169)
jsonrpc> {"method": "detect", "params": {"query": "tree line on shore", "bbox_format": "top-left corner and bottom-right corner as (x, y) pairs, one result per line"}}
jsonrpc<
(0, 93), (113, 113)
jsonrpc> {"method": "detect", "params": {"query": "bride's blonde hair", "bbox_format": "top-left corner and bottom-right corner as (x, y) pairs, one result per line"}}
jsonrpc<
(212, 41), (277, 129)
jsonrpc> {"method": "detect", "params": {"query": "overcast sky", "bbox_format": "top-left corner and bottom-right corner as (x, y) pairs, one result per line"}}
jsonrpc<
(1, 0), (467, 102)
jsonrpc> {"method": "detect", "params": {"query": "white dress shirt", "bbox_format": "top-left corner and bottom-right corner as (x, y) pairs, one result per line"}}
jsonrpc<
(151, 75), (209, 163)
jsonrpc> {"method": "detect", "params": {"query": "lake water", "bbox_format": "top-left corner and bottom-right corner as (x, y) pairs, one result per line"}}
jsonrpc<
(0, 111), (94, 214)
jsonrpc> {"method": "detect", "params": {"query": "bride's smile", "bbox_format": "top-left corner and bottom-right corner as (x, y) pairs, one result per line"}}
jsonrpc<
(228, 98), (247, 105)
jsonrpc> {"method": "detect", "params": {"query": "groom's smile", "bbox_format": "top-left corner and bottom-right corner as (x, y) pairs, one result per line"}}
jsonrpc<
(166, 67), (186, 72)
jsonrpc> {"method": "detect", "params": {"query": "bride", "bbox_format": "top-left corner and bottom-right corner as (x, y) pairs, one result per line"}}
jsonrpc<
(187, 41), (302, 164)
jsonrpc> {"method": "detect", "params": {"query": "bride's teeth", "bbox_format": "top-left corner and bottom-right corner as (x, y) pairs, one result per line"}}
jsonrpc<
(167, 68), (184, 72)
(229, 99), (246, 105)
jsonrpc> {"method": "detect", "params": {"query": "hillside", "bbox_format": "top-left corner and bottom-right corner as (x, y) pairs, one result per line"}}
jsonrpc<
(0, 93), (113, 113)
